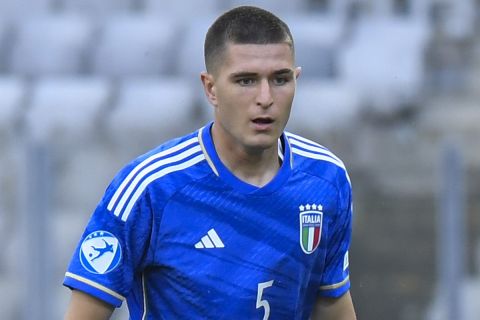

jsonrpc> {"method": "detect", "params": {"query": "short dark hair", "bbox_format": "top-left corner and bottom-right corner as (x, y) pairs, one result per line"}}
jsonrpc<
(204, 6), (294, 74)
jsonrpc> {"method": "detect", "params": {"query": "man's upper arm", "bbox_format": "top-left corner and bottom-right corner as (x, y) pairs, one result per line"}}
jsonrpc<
(64, 290), (114, 320)
(311, 290), (356, 320)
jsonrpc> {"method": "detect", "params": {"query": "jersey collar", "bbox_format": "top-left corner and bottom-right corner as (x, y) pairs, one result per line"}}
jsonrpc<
(198, 122), (292, 195)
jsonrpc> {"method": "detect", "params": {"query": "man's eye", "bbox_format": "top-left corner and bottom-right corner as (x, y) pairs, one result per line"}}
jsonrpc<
(237, 78), (255, 86)
(273, 77), (289, 85)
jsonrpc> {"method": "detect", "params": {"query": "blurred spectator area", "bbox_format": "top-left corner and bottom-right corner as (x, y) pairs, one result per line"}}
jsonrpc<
(0, 1), (480, 320)
(0, 0), (477, 137)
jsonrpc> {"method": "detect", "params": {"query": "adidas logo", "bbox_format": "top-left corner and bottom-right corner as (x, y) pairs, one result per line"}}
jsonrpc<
(195, 228), (225, 249)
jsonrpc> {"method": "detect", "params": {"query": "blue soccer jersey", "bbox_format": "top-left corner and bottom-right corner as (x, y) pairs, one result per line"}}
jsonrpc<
(64, 122), (353, 319)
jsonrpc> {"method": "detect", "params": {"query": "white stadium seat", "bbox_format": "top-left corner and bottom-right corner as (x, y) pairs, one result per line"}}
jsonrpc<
(338, 16), (431, 114)
(59, 0), (133, 17)
(329, 0), (354, 18)
(285, 14), (346, 78)
(0, 20), (11, 72)
(175, 17), (217, 116)
(440, 0), (477, 39)
(0, 0), (52, 20)
(0, 77), (25, 135)
(288, 79), (361, 134)
(9, 15), (94, 76)
(25, 77), (111, 143)
(108, 77), (197, 148)
(176, 17), (214, 79)
(143, 0), (224, 21)
(92, 14), (179, 78)
(226, 0), (307, 15)
(410, 0), (435, 19)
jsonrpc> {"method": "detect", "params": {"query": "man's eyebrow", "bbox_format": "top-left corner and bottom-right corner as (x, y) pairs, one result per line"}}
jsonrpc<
(230, 69), (294, 78)
(273, 69), (294, 75)
(230, 72), (258, 78)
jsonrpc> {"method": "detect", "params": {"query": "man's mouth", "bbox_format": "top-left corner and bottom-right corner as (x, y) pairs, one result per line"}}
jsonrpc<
(252, 117), (274, 124)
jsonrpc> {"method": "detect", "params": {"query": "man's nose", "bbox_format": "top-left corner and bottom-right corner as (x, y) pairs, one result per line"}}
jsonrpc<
(256, 79), (274, 108)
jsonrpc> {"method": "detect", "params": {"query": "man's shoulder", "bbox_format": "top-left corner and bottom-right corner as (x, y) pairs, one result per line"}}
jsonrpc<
(118, 130), (201, 174)
(104, 129), (208, 221)
(112, 129), (207, 188)
(138, 130), (201, 164)
(285, 131), (350, 186)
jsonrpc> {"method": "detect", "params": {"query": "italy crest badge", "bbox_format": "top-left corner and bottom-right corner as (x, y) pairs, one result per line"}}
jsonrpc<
(299, 204), (323, 254)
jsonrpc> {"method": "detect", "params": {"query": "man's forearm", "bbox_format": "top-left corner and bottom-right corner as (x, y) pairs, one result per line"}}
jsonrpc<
(311, 291), (356, 320)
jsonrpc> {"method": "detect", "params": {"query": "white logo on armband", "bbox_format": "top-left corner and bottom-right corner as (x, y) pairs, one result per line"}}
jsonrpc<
(343, 251), (349, 271)
(79, 231), (122, 274)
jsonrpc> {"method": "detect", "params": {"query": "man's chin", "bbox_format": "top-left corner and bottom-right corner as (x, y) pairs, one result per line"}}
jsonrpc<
(244, 135), (279, 151)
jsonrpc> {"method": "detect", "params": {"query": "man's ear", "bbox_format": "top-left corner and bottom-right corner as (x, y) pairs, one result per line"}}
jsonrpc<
(200, 72), (217, 107)
(295, 66), (302, 80)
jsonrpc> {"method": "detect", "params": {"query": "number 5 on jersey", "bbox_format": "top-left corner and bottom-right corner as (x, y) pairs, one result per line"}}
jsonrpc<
(256, 280), (274, 320)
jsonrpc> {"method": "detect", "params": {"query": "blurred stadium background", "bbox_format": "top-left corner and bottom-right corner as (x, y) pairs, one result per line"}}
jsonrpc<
(0, 0), (479, 319)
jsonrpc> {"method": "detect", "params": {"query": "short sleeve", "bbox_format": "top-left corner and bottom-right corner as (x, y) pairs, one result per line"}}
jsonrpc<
(63, 178), (154, 307)
(318, 174), (352, 298)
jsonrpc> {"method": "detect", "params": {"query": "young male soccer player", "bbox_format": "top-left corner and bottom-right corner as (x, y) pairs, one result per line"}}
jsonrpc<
(64, 6), (356, 319)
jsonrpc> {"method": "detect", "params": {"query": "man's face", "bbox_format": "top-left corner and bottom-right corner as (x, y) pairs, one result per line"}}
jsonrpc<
(203, 42), (300, 152)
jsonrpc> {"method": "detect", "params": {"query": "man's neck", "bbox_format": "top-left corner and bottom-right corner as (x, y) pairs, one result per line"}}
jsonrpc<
(211, 125), (281, 187)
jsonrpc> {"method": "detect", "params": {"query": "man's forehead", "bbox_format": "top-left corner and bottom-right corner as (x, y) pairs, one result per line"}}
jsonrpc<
(222, 42), (295, 70)
(224, 42), (293, 56)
